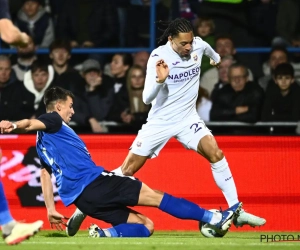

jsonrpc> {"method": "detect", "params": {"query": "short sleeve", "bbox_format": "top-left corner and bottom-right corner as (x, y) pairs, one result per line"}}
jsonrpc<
(37, 112), (62, 133)
(0, 0), (10, 19)
(40, 158), (52, 174)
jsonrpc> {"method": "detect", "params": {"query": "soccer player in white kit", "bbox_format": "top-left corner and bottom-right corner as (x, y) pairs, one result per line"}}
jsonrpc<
(113, 18), (266, 228)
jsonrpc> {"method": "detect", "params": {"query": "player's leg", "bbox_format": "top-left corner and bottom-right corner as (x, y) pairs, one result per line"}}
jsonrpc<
(176, 118), (266, 228)
(89, 209), (154, 238)
(115, 151), (148, 176)
(112, 121), (172, 176)
(138, 182), (242, 231)
(197, 135), (239, 207)
(196, 135), (266, 227)
(0, 181), (43, 245)
(0, 181), (16, 236)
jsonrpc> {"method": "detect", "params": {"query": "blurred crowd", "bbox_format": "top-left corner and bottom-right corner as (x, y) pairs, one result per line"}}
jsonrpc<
(0, 0), (300, 134)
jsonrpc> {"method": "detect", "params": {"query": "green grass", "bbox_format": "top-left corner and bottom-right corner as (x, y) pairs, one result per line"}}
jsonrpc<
(1, 231), (300, 250)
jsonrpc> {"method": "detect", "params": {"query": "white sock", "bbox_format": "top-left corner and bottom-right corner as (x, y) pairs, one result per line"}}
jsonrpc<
(210, 212), (222, 225)
(103, 229), (112, 237)
(111, 166), (124, 176)
(1, 220), (16, 235)
(210, 157), (239, 207)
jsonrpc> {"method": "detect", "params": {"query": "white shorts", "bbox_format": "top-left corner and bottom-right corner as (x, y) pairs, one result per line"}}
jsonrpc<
(130, 116), (212, 158)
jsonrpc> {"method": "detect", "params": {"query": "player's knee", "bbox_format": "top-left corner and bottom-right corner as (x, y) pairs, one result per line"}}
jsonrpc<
(209, 149), (224, 163)
(122, 159), (138, 176)
(122, 167), (135, 176)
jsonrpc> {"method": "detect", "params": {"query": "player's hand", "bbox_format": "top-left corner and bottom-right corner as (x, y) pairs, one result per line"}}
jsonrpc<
(156, 59), (169, 83)
(47, 210), (69, 231)
(210, 58), (221, 68)
(0, 120), (14, 134)
(0, 19), (30, 47)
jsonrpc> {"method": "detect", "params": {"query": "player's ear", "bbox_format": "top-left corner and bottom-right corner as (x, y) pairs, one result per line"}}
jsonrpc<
(56, 102), (61, 111)
(168, 36), (172, 43)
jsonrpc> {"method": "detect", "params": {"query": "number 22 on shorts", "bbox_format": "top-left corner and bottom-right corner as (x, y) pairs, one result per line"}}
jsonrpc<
(190, 122), (202, 134)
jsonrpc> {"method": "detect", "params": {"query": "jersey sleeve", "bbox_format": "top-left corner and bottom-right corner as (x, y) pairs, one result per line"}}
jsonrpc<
(0, 0), (10, 19)
(36, 112), (63, 133)
(40, 158), (52, 174)
(199, 38), (221, 64)
(142, 52), (164, 105)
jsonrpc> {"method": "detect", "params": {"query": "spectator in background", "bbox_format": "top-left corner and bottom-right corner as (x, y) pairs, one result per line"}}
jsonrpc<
(0, 56), (18, 121)
(12, 37), (37, 81)
(0, 55), (17, 89)
(82, 59), (114, 125)
(259, 47), (289, 91)
(50, 39), (85, 102)
(49, 39), (72, 77)
(273, 0), (300, 47)
(14, 0), (54, 47)
(201, 35), (253, 96)
(261, 63), (300, 122)
(52, 59), (104, 133)
(196, 86), (212, 122)
(120, 65), (150, 132)
(210, 55), (235, 100)
(125, 0), (169, 47)
(23, 59), (54, 117)
(56, 0), (119, 48)
(133, 51), (150, 71)
(0, 59), (54, 121)
(107, 53), (133, 123)
(210, 63), (264, 123)
(194, 16), (215, 74)
(246, 0), (278, 47)
(105, 51), (150, 77)
(289, 35), (300, 83)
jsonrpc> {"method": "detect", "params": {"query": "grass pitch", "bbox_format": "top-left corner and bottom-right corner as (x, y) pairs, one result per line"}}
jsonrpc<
(1, 231), (299, 250)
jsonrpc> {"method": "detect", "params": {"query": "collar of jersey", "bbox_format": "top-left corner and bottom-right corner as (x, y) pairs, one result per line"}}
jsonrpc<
(167, 41), (182, 59)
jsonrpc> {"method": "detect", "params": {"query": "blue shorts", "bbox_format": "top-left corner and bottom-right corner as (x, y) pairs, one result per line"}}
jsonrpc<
(74, 171), (142, 226)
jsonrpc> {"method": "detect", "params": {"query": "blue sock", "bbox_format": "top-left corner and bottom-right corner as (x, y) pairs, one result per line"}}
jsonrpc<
(0, 181), (14, 226)
(103, 224), (151, 237)
(158, 193), (213, 223)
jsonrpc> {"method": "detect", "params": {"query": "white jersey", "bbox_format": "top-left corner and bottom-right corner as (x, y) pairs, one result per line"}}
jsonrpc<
(143, 37), (220, 121)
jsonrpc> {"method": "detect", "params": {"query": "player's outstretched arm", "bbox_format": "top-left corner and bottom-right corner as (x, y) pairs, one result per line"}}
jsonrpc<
(40, 168), (69, 231)
(0, 119), (46, 134)
(0, 19), (30, 46)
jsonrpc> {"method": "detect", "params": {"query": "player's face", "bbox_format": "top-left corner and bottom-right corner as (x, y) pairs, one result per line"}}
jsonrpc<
(170, 32), (194, 58)
(130, 68), (145, 89)
(59, 96), (74, 124)
(50, 48), (70, 67)
(228, 67), (248, 92)
(32, 69), (49, 92)
(274, 75), (294, 91)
